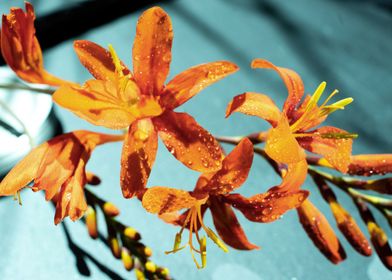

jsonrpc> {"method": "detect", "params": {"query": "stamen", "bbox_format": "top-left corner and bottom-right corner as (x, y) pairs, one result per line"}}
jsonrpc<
(320, 89), (339, 107)
(320, 132), (358, 139)
(13, 191), (22, 206)
(108, 44), (124, 77)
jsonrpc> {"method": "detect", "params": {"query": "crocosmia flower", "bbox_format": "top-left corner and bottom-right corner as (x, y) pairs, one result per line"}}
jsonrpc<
(52, 7), (238, 198)
(0, 131), (123, 224)
(226, 59), (355, 191)
(141, 139), (308, 267)
(1, 2), (66, 85)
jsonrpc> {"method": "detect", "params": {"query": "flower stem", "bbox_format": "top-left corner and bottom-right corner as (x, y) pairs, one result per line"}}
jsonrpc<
(0, 83), (55, 95)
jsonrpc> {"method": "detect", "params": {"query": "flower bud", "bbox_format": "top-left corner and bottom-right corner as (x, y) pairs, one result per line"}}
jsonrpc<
(103, 202), (120, 217)
(109, 237), (121, 259)
(124, 227), (141, 241)
(85, 206), (98, 239)
(121, 248), (134, 271)
(145, 261), (156, 273)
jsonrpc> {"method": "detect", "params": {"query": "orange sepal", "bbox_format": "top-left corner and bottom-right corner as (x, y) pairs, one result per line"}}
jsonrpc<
(225, 92), (281, 126)
(348, 154), (392, 176)
(209, 197), (259, 250)
(202, 138), (254, 196)
(120, 118), (158, 198)
(278, 159), (308, 192)
(265, 114), (305, 164)
(133, 7), (173, 95)
(153, 111), (223, 172)
(298, 126), (352, 173)
(224, 188), (309, 223)
(162, 61), (239, 109)
(73, 40), (130, 81)
(251, 59), (304, 116)
(297, 199), (346, 264)
(1, 3), (65, 86)
(142, 187), (197, 215)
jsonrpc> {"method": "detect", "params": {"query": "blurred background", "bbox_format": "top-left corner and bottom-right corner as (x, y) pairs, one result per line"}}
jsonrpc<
(0, 0), (391, 279)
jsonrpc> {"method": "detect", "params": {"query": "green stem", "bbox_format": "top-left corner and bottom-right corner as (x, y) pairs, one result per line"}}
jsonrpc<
(0, 83), (55, 95)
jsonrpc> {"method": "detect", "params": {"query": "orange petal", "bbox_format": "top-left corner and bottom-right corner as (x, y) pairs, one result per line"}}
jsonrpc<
(224, 188), (309, 223)
(265, 114), (305, 164)
(278, 159), (308, 192)
(209, 197), (259, 250)
(1, 3), (65, 86)
(225, 92), (281, 126)
(74, 40), (130, 81)
(251, 59), (304, 116)
(153, 111), (223, 172)
(133, 7), (173, 95)
(202, 138), (254, 196)
(348, 154), (392, 176)
(54, 152), (88, 224)
(298, 126), (352, 173)
(142, 187), (197, 215)
(162, 61), (239, 109)
(53, 79), (143, 129)
(0, 143), (48, 196)
(297, 199), (346, 264)
(120, 119), (158, 198)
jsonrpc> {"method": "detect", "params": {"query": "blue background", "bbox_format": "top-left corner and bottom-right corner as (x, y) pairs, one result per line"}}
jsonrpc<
(0, 0), (391, 279)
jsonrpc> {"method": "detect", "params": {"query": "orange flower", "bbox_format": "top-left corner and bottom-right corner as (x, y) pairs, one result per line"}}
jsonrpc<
(142, 139), (308, 268)
(226, 59), (355, 191)
(0, 131), (123, 224)
(1, 2), (66, 85)
(52, 7), (238, 198)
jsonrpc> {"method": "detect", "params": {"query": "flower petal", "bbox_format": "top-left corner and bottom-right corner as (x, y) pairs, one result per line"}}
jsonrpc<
(153, 111), (223, 172)
(133, 7), (173, 95)
(225, 92), (281, 126)
(265, 114), (305, 164)
(0, 143), (48, 196)
(348, 154), (392, 176)
(224, 188), (309, 223)
(210, 197), (259, 250)
(297, 199), (346, 264)
(251, 59), (304, 116)
(202, 138), (254, 196)
(142, 187), (197, 215)
(53, 79), (146, 129)
(120, 118), (158, 198)
(278, 159), (308, 192)
(162, 61), (239, 109)
(298, 126), (352, 173)
(73, 40), (130, 81)
(1, 3), (65, 85)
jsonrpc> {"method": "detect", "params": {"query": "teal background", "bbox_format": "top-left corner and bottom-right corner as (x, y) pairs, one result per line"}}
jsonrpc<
(0, 0), (391, 279)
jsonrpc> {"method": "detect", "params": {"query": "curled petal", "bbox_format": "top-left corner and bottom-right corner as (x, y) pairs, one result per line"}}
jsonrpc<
(297, 199), (346, 264)
(120, 119), (158, 198)
(153, 111), (223, 172)
(298, 126), (352, 173)
(202, 138), (254, 195)
(142, 187), (197, 215)
(225, 92), (281, 126)
(265, 114), (305, 164)
(133, 7), (173, 95)
(348, 154), (392, 176)
(251, 59), (304, 116)
(74, 40), (130, 81)
(278, 159), (308, 192)
(1, 3), (64, 85)
(210, 197), (259, 250)
(224, 188), (309, 223)
(162, 61), (239, 109)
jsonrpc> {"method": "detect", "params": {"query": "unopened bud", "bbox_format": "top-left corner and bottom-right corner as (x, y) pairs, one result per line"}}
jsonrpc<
(86, 172), (101, 185)
(109, 237), (121, 259)
(135, 268), (145, 280)
(121, 248), (134, 271)
(103, 202), (120, 217)
(85, 206), (98, 239)
(145, 261), (156, 273)
(143, 246), (152, 257)
(124, 227), (141, 241)
(157, 267), (170, 279)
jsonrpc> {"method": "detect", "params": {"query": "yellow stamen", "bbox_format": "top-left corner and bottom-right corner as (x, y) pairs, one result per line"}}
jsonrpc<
(108, 44), (124, 77)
